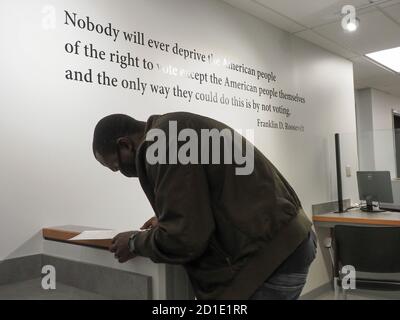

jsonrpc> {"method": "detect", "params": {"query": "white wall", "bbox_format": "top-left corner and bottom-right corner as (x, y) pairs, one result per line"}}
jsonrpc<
(355, 88), (375, 170)
(0, 0), (358, 294)
(372, 89), (400, 177)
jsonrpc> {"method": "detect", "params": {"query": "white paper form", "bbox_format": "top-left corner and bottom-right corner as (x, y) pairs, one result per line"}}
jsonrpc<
(68, 230), (122, 241)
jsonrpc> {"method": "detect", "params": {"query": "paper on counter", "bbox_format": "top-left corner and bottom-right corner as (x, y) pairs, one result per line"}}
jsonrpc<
(68, 230), (122, 241)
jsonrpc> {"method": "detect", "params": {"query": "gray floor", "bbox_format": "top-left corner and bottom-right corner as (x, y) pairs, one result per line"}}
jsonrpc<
(313, 289), (400, 300)
(2, 278), (400, 300)
(0, 278), (109, 300)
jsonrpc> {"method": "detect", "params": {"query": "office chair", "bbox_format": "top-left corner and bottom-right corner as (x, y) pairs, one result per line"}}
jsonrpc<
(325, 225), (400, 300)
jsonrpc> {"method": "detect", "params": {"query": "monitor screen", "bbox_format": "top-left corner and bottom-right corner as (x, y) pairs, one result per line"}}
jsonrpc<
(357, 171), (394, 204)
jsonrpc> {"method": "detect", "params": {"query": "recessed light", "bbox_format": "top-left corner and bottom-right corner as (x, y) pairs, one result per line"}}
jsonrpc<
(341, 4), (360, 33)
(345, 18), (359, 32)
(366, 47), (400, 73)
(347, 19), (360, 32)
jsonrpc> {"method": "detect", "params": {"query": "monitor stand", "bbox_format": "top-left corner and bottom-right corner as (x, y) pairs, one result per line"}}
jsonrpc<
(360, 200), (386, 213)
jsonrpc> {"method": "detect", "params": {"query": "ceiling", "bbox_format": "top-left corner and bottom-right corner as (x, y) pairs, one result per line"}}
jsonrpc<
(221, 0), (400, 97)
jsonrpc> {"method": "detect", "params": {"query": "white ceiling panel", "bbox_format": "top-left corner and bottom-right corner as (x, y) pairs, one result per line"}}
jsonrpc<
(352, 56), (400, 96)
(221, 0), (305, 33)
(382, 3), (400, 21)
(296, 29), (359, 59)
(254, 0), (371, 28)
(352, 56), (394, 81)
(314, 10), (400, 55)
(220, 0), (400, 97)
(377, 0), (400, 8)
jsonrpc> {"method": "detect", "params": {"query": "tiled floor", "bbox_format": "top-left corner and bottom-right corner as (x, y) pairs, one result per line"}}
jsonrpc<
(0, 278), (109, 300)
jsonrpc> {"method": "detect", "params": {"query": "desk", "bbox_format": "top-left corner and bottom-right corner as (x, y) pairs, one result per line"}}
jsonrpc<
(313, 210), (400, 228)
(42, 225), (195, 299)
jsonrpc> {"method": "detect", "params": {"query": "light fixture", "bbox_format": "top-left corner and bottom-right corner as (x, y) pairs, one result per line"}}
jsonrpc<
(343, 17), (360, 32)
(341, 5), (360, 32)
(366, 47), (400, 73)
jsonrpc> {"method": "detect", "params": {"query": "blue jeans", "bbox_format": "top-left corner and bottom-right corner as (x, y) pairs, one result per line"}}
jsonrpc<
(249, 231), (317, 300)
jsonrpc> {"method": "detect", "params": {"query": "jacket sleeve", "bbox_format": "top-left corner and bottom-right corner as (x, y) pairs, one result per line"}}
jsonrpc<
(133, 163), (215, 264)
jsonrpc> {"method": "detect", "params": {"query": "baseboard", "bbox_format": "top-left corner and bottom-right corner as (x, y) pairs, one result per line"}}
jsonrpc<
(0, 254), (42, 285)
(0, 254), (152, 299)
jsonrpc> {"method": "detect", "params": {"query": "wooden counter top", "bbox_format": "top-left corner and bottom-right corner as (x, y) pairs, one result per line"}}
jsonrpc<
(313, 210), (400, 227)
(42, 225), (112, 249)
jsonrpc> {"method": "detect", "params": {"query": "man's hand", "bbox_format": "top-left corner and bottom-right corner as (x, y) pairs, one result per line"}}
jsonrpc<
(141, 216), (158, 230)
(110, 231), (137, 263)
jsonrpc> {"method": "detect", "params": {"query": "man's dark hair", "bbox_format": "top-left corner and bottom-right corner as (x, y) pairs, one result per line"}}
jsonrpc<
(92, 114), (145, 156)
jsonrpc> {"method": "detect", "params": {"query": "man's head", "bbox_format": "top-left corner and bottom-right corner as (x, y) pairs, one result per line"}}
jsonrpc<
(92, 114), (146, 177)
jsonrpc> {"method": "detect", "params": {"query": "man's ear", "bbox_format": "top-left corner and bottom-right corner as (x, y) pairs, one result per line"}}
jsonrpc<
(116, 137), (133, 150)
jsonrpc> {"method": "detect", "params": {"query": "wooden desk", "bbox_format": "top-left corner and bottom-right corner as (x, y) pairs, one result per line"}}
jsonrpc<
(42, 225), (112, 250)
(313, 210), (400, 228)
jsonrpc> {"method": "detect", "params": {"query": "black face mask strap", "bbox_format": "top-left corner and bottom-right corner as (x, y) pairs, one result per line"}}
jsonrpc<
(115, 139), (136, 177)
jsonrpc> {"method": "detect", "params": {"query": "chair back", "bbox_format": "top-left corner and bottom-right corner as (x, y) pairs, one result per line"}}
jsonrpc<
(334, 225), (400, 273)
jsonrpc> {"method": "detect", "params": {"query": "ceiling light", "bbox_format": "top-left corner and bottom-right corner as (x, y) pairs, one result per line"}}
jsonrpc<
(366, 47), (400, 73)
(344, 17), (360, 32)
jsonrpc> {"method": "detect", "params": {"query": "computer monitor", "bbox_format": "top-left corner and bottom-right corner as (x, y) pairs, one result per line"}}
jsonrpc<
(357, 171), (394, 212)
